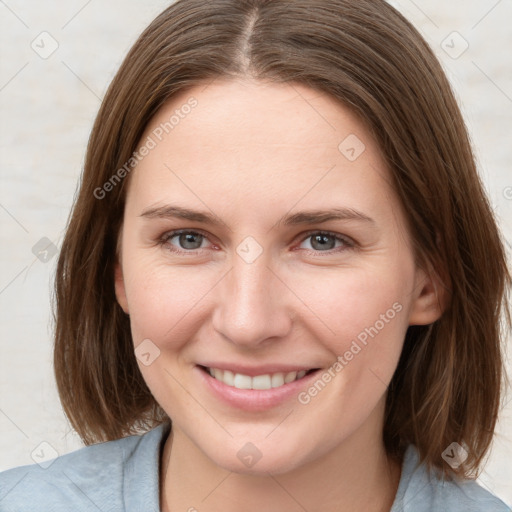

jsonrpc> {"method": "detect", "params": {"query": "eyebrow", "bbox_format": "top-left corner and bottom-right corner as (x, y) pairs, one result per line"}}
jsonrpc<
(139, 205), (375, 227)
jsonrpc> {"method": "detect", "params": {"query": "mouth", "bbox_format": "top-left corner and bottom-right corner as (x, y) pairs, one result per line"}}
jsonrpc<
(197, 365), (320, 391)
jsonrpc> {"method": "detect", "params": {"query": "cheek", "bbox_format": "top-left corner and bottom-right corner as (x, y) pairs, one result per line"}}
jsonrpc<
(288, 260), (415, 408)
(289, 264), (412, 431)
(293, 262), (412, 352)
(123, 259), (217, 346)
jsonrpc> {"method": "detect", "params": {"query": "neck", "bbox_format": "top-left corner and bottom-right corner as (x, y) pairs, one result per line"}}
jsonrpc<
(159, 409), (401, 512)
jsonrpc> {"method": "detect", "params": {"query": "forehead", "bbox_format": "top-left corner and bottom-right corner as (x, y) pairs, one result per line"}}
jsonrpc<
(142, 78), (374, 158)
(126, 78), (399, 227)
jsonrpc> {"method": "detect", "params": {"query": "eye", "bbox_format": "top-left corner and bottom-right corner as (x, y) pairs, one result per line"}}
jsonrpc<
(297, 231), (355, 253)
(159, 229), (213, 254)
(158, 229), (355, 256)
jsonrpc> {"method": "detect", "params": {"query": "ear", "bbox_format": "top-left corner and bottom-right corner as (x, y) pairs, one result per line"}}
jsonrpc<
(408, 265), (448, 326)
(114, 239), (130, 315)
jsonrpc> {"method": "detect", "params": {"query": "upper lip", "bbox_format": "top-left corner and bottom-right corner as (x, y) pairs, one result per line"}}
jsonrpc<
(197, 362), (320, 377)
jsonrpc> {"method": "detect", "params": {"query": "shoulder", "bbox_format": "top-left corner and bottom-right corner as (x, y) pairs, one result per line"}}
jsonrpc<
(391, 445), (511, 512)
(0, 421), (170, 512)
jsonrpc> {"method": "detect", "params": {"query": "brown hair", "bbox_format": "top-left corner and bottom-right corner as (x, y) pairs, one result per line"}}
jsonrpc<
(53, 0), (511, 479)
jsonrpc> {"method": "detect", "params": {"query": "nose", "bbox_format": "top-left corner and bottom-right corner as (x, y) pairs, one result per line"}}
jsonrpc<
(211, 250), (293, 348)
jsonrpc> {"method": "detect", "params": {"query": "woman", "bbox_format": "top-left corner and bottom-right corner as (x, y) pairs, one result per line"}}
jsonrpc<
(1, 1), (510, 510)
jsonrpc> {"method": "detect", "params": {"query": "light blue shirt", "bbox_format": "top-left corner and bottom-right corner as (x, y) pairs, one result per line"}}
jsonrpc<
(1, 421), (510, 511)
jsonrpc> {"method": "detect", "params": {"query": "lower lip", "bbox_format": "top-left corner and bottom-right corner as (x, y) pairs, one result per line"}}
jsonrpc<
(194, 365), (322, 412)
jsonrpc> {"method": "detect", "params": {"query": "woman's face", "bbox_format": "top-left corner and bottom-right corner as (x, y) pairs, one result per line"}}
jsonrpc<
(115, 78), (441, 474)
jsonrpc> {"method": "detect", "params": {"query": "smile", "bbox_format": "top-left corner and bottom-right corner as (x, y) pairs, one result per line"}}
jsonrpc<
(200, 366), (317, 390)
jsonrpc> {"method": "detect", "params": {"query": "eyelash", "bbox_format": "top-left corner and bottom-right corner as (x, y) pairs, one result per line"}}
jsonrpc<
(157, 229), (356, 256)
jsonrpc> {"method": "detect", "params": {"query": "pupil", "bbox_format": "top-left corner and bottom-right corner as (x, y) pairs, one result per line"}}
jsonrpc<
(180, 233), (202, 249)
(312, 234), (334, 250)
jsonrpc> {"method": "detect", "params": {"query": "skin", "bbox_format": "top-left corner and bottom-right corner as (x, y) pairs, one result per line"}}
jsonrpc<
(114, 78), (445, 512)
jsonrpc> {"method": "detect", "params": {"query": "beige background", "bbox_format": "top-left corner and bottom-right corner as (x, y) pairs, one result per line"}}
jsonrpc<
(1, 0), (511, 506)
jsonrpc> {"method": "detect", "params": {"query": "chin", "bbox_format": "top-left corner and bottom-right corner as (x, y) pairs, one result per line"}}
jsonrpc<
(205, 437), (312, 476)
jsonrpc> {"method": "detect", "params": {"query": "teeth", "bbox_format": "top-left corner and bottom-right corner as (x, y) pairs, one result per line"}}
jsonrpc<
(233, 373), (252, 389)
(284, 371), (297, 383)
(223, 370), (235, 386)
(271, 373), (285, 387)
(207, 367), (311, 390)
(252, 374), (272, 390)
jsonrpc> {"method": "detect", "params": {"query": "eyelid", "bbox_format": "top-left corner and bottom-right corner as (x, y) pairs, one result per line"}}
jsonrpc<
(159, 228), (216, 252)
(296, 229), (356, 250)
(158, 228), (356, 254)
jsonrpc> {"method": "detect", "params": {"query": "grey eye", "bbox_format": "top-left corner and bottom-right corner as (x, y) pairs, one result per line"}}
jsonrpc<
(310, 234), (336, 250)
(171, 232), (205, 250)
(300, 233), (346, 251)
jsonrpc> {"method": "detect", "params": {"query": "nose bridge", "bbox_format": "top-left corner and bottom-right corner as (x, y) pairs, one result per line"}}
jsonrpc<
(212, 248), (292, 347)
